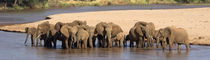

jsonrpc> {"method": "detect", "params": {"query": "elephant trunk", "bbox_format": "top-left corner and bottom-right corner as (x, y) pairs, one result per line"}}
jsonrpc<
(24, 32), (30, 45)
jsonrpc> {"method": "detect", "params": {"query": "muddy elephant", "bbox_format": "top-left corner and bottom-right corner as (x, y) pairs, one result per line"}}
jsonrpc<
(76, 26), (89, 48)
(24, 27), (37, 46)
(129, 25), (145, 48)
(156, 26), (190, 50)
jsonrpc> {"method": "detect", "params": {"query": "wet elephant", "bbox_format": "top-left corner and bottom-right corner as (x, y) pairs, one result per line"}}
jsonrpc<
(24, 27), (37, 46)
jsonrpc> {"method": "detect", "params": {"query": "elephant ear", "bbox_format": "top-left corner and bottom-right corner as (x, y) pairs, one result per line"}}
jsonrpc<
(164, 27), (172, 37)
(60, 25), (69, 37)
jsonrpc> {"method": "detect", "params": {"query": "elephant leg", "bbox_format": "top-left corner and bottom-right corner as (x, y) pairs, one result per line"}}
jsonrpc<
(185, 42), (190, 50)
(156, 38), (160, 48)
(31, 35), (35, 46)
(120, 40), (123, 47)
(143, 37), (146, 48)
(77, 41), (81, 48)
(62, 40), (65, 48)
(136, 40), (140, 48)
(92, 38), (96, 47)
(89, 37), (93, 48)
(84, 40), (87, 49)
(65, 39), (69, 49)
(123, 40), (127, 47)
(139, 37), (143, 48)
(24, 33), (30, 45)
(130, 40), (134, 47)
(150, 37), (154, 48)
(169, 41), (173, 50)
(178, 43), (181, 50)
(53, 40), (57, 48)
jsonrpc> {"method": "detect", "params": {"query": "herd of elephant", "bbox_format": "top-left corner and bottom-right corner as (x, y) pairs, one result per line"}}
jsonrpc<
(24, 20), (190, 50)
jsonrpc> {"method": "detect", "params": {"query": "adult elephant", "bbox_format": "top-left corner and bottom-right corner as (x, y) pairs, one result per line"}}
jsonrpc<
(133, 21), (156, 48)
(141, 22), (155, 48)
(36, 21), (51, 47)
(53, 20), (87, 49)
(95, 22), (107, 47)
(128, 25), (144, 48)
(24, 27), (37, 46)
(76, 26), (89, 48)
(156, 26), (190, 50)
(107, 22), (123, 47)
(86, 26), (96, 48)
(95, 22), (123, 48)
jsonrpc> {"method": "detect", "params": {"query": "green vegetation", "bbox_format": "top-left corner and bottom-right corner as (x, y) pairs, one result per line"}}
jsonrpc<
(0, 0), (210, 11)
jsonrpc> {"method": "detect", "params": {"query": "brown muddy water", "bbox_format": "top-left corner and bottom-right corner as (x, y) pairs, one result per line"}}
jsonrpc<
(1, 5), (210, 60)
(0, 31), (210, 60)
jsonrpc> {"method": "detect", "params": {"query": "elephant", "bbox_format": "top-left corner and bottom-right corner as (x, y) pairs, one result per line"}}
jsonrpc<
(67, 20), (87, 26)
(105, 24), (112, 48)
(156, 26), (190, 50)
(24, 27), (37, 46)
(95, 22), (123, 48)
(112, 32), (125, 47)
(128, 25), (144, 48)
(36, 21), (51, 47)
(95, 22), (107, 47)
(52, 20), (86, 49)
(86, 26), (96, 48)
(76, 26), (89, 49)
(141, 22), (156, 48)
(132, 21), (156, 48)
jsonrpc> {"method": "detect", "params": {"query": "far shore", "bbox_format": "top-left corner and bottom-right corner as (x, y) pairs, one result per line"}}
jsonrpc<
(0, 7), (210, 45)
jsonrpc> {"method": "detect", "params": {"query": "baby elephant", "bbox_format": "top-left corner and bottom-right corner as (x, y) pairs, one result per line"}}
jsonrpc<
(157, 26), (190, 50)
(24, 27), (37, 46)
(112, 32), (125, 47)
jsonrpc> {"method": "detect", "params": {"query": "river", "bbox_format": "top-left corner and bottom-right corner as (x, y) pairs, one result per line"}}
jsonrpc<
(0, 5), (210, 60)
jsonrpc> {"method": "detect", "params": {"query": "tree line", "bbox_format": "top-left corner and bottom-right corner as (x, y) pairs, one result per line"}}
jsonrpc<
(0, 0), (48, 8)
(0, 0), (210, 9)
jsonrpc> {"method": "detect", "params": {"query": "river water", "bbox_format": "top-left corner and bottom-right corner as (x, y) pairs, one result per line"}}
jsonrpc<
(1, 5), (210, 60)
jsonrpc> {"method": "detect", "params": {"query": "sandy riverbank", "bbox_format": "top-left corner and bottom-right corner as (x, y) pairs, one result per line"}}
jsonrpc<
(0, 7), (210, 45)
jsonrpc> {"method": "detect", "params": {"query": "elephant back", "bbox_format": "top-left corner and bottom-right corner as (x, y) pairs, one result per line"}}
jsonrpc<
(173, 28), (189, 43)
(95, 22), (106, 35)
(134, 21), (148, 27)
(55, 22), (64, 31)
(77, 28), (89, 41)
(129, 26), (137, 41)
(109, 23), (123, 36)
(60, 25), (70, 38)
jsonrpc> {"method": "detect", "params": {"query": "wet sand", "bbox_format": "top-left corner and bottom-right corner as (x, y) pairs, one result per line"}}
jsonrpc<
(0, 7), (210, 45)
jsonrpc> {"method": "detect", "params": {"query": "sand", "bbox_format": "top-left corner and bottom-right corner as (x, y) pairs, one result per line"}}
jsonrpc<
(0, 7), (210, 45)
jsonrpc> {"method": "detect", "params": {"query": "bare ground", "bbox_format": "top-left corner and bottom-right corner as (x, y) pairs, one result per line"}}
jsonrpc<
(0, 7), (210, 45)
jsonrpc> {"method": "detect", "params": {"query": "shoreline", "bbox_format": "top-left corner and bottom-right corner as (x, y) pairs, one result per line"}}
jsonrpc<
(1, 3), (210, 12)
(0, 7), (210, 46)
